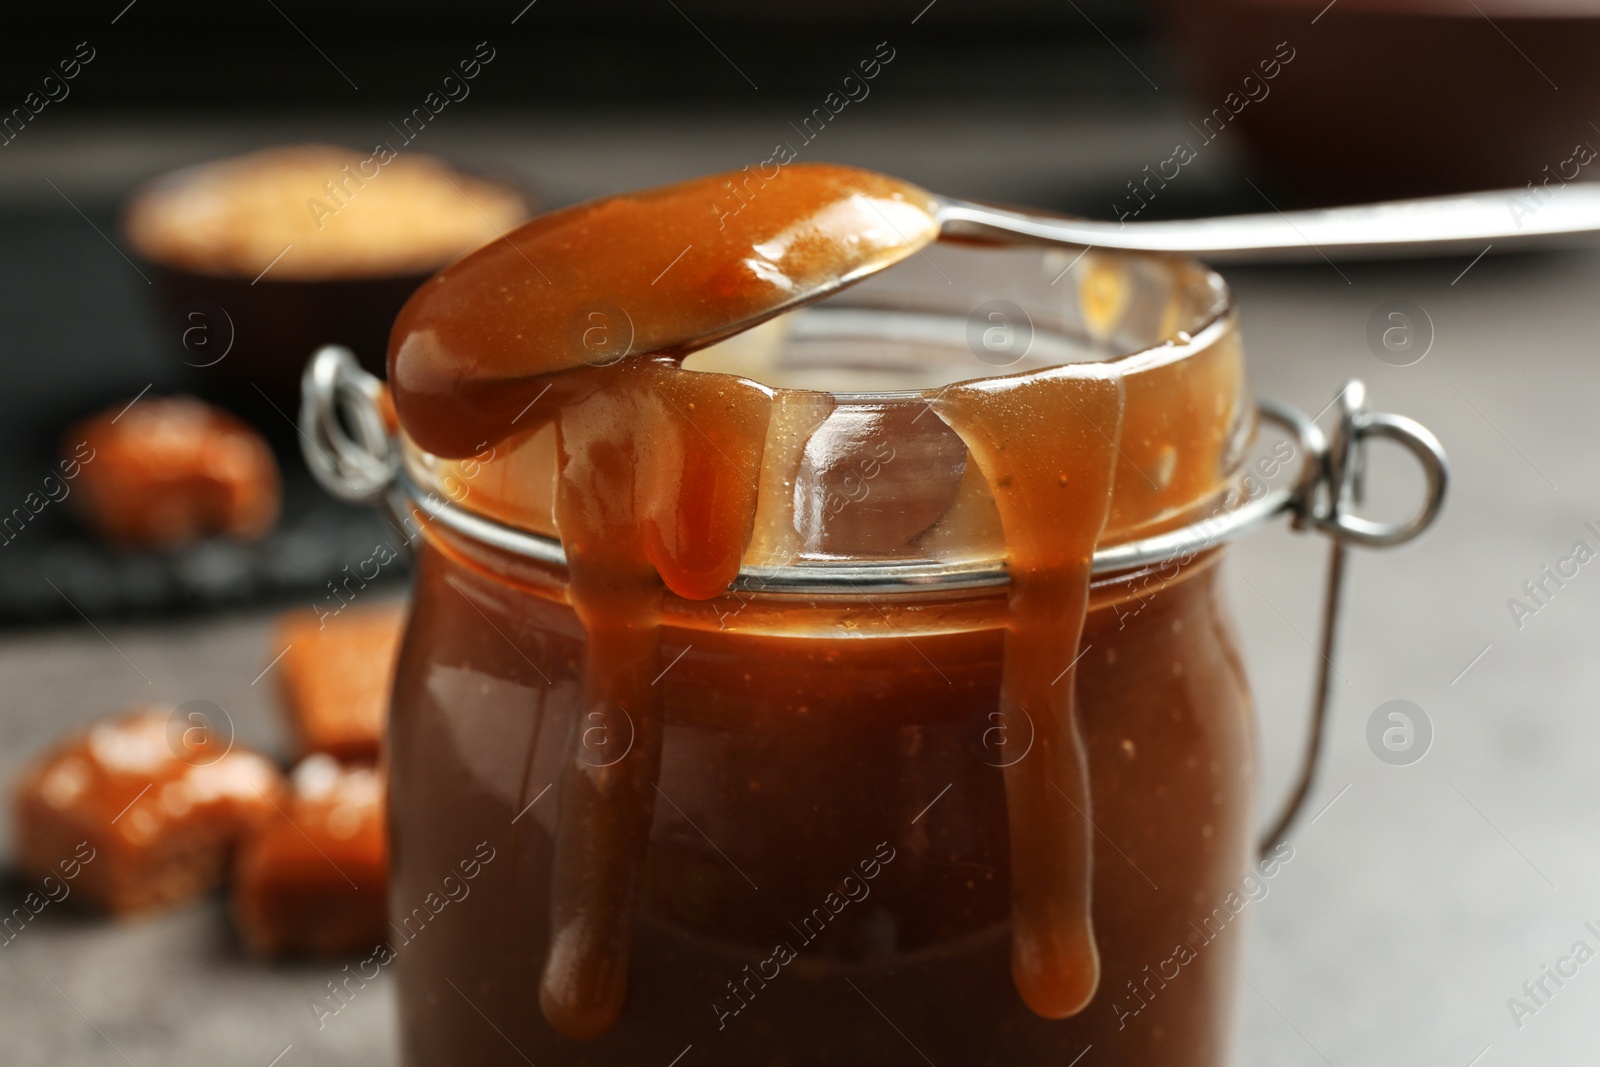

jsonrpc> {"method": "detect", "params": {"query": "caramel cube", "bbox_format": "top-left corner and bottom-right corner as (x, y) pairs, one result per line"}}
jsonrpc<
(68, 395), (280, 548)
(233, 755), (387, 957)
(273, 601), (405, 762)
(10, 708), (285, 916)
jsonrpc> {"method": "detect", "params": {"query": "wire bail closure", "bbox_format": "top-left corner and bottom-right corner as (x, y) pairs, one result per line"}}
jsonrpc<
(299, 345), (1448, 855)
(300, 346), (396, 505)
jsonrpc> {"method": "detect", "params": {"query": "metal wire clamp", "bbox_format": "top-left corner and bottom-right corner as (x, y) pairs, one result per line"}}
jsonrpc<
(299, 345), (1448, 855)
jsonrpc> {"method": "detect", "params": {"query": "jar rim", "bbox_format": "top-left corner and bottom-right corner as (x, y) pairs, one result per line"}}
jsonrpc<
(395, 429), (1297, 592)
(669, 245), (1233, 402)
(397, 245), (1262, 590)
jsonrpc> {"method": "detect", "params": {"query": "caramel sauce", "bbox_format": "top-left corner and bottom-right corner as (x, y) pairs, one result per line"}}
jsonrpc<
(391, 164), (940, 460)
(931, 370), (1123, 1018)
(390, 164), (1136, 1037)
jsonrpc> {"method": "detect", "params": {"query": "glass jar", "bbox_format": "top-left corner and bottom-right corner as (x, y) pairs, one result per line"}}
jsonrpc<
(302, 243), (1444, 1067)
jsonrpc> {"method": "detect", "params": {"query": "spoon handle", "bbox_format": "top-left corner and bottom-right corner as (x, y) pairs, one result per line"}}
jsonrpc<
(937, 184), (1600, 262)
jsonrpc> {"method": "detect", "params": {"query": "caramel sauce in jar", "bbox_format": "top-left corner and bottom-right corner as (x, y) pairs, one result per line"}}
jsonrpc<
(385, 164), (1259, 1065)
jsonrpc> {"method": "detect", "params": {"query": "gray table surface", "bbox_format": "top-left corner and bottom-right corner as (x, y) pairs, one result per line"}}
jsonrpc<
(3, 105), (1599, 1067)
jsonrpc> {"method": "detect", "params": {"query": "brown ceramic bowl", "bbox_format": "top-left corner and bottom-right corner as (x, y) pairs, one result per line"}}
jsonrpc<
(144, 264), (433, 412)
(125, 145), (532, 414)
(1160, 0), (1600, 203)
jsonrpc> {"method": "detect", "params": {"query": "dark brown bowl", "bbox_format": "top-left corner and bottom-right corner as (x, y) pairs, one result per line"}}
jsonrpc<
(1160, 0), (1600, 203)
(125, 147), (536, 423)
(145, 261), (428, 414)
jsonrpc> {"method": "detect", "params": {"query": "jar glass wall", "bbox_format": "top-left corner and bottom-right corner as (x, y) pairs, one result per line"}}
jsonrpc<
(386, 244), (1261, 1067)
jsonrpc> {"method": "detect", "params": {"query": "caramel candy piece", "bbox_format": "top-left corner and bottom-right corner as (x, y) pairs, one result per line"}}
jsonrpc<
(68, 395), (281, 548)
(273, 601), (406, 762)
(233, 755), (387, 957)
(10, 708), (285, 916)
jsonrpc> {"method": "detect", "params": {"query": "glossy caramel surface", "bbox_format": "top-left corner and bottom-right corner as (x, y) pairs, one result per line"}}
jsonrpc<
(390, 163), (940, 459)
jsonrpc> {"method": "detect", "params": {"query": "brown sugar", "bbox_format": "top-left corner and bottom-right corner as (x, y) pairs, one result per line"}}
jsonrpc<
(68, 395), (280, 549)
(10, 708), (284, 916)
(233, 755), (387, 958)
(272, 600), (406, 762)
(124, 144), (530, 281)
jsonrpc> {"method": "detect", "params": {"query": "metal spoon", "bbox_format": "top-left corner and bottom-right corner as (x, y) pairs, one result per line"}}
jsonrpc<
(936, 184), (1600, 262)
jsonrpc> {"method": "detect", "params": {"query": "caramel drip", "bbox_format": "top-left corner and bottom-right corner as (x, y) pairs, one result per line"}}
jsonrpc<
(932, 369), (1125, 1019)
(389, 164), (937, 1039)
(393, 162), (1145, 1033)
(540, 361), (770, 1038)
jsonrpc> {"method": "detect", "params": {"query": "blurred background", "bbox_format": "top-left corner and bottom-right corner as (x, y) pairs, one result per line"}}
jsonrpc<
(4, 1), (1600, 1065)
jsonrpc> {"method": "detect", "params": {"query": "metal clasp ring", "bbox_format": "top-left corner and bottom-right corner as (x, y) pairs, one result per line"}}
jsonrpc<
(299, 346), (395, 504)
(1258, 379), (1449, 856)
(1290, 379), (1449, 548)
